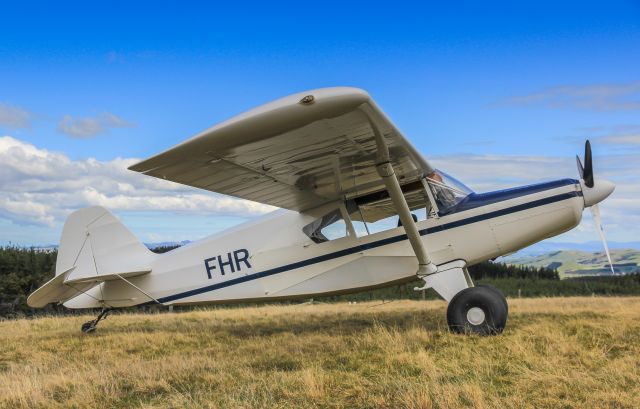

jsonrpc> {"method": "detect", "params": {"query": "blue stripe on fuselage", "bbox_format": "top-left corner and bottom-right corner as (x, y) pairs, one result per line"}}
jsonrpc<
(148, 183), (581, 305)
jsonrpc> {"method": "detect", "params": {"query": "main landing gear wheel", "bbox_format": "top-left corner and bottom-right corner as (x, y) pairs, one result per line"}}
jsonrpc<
(476, 283), (509, 314)
(447, 286), (508, 335)
(81, 308), (112, 334)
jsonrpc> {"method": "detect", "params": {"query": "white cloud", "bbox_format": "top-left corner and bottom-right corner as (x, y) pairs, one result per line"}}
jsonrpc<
(0, 136), (275, 229)
(58, 112), (135, 138)
(0, 103), (33, 128)
(496, 81), (640, 111)
(601, 134), (640, 145)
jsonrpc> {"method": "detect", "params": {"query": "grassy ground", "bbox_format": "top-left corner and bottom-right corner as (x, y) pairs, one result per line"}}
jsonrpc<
(1, 297), (639, 408)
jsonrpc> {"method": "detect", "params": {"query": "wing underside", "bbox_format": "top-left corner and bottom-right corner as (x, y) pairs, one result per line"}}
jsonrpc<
(129, 87), (433, 213)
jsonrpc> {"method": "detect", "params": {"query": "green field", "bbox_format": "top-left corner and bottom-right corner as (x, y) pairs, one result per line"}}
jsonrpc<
(1, 297), (639, 408)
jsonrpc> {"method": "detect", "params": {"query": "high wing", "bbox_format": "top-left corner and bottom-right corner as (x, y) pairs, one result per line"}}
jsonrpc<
(129, 87), (434, 213)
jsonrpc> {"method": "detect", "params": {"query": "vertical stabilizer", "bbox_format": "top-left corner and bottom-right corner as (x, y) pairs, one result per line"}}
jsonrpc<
(27, 206), (156, 308)
(56, 206), (156, 282)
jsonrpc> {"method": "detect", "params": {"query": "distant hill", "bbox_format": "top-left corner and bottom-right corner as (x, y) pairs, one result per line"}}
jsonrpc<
(513, 241), (640, 255)
(502, 249), (640, 277)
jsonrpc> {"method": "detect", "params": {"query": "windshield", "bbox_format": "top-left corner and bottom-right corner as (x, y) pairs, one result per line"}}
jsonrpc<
(426, 169), (474, 214)
(437, 170), (474, 195)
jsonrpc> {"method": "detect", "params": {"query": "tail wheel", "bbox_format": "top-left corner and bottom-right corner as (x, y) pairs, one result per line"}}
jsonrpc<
(447, 286), (507, 335)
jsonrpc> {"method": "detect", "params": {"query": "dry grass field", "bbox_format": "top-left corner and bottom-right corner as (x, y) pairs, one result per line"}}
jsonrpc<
(1, 297), (639, 409)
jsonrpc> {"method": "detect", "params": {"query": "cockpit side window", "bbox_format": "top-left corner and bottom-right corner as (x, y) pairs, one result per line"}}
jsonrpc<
(302, 209), (348, 243)
(303, 170), (474, 243)
(349, 182), (429, 235)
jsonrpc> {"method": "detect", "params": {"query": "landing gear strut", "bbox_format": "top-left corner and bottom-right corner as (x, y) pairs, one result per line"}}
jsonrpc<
(81, 308), (112, 334)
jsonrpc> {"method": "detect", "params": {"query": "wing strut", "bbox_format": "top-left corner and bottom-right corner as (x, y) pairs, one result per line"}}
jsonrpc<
(113, 273), (164, 306)
(371, 120), (438, 277)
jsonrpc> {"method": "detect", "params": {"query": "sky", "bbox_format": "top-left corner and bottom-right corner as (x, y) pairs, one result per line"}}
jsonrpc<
(1, 1), (639, 246)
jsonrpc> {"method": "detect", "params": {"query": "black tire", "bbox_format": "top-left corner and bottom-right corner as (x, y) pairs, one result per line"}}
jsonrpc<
(81, 321), (96, 334)
(476, 284), (508, 314)
(447, 286), (508, 335)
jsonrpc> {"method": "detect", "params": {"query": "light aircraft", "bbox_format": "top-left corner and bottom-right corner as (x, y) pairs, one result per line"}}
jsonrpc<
(27, 87), (616, 335)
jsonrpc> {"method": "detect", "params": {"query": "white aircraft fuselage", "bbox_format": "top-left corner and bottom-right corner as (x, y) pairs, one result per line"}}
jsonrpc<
(65, 177), (586, 309)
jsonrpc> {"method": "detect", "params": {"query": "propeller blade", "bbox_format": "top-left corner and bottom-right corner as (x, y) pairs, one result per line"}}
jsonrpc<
(576, 155), (584, 179)
(590, 204), (615, 275)
(583, 140), (594, 188)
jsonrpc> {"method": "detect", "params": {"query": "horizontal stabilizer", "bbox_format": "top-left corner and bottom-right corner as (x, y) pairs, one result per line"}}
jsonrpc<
(65, 269), (151, 284)
(27, 268), (97, 308)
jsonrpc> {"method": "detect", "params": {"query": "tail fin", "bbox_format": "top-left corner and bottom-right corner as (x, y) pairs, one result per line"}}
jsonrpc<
(28, 206), (155, 308)
(56, 206), (155, 281)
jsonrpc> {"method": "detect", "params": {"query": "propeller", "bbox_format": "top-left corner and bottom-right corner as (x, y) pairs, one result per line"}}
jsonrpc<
(590, 205), (615, 275)
(576, 140), (594, 188)
(576, 140), (616, 275)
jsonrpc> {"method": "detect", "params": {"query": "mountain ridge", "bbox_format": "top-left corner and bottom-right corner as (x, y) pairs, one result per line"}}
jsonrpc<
(502, 248), (640, 277)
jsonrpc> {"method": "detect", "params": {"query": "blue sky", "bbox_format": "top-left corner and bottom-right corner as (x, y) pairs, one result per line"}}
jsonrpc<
(1, 1), (639, 246)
